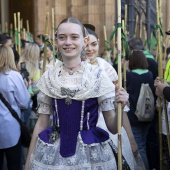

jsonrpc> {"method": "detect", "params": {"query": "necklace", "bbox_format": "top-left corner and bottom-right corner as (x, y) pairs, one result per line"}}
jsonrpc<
(63, 62), (81, 75)
(90, 59), (98, 65)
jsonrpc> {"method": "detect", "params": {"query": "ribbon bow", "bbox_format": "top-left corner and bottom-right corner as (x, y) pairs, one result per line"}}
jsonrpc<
(61, 87), (77, 105)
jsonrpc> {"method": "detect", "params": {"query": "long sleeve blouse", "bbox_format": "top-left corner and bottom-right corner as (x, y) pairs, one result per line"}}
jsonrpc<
(0, 70), (30, 148)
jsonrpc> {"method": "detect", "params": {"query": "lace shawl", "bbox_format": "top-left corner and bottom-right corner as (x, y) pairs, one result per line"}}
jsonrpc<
(37, 60), (115, 101)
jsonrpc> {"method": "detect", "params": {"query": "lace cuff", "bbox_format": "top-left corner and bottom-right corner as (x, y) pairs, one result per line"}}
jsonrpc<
(99, 97), (115, 111)
(37, 91), (53, 115)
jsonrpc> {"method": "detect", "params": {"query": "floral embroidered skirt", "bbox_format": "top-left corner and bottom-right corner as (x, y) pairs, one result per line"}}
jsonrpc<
(30, 134), (117, 170)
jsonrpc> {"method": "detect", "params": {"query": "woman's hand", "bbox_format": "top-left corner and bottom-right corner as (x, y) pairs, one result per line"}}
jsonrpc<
(154, 77), (161, 87)
(155, 81), (167, 97)
(129, 139), (138, 158)
(154, 77), (169, 97)
(115, 85), (129, 107)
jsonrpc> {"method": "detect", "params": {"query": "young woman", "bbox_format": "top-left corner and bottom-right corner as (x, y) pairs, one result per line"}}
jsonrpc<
(85, 27), (142, 170)
(18, 43), (41, 122)
(25, 17), (130, 170)
(0, 45), (30, 170)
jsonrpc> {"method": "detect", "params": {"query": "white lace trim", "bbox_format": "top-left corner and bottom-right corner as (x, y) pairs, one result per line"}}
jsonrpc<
(30, 133), (117, 170)
(100, 97), (115, 111)
(77, 132), (112, 147)
(30, 155), (116, 170)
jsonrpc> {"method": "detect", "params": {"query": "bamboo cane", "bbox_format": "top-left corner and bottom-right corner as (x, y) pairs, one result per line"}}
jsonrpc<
(52, 8), (56, 66)
(17, 12), (21, 56)
(135, 14), (138, 37)
(42, 12), (49, 73)
(103, 25), (110, 63)
(5, 22), (8, 33)
(139, 19), (142, 39)
(20, 19), (23, 30)
(26, 20), (30, 41)
(14, 13), (18, 51)
(117, 1), (122, 169)
(0, 25), (1, 34)
(156, 0), (163, 169)
(124, 5), (127, 35)
(26, 20), (29, 33)
(143, 26), (148, 49)
(23, 28), (26, 40)
(122, 20), (126, 90)
(10, 23), (13, 38)
(112, 26), (116, 62)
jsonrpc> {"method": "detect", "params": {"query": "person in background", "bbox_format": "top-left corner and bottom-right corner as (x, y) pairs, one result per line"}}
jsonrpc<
(19, 43), (41, 124)
(85, 26), (142, 170)
(0, 33), (13, 47)
(21, 39), (30, 54)
(126, 50), (154, 169)
(128, 38), (159, 170)
(154, 76), (170, 166)
(40, 43), (59, 71)
(39, 51), (44, 70)
(35, 34), (45, 52)
(0, 45), (30, 170)
(155, 77), (170, 101)
(46, 43), (57, 69)
(164, 47), (170, 83)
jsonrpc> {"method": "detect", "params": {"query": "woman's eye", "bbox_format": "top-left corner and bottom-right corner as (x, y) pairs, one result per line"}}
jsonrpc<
(92, 43), (97, 47)
(58, 36), (65, 40)
(72, 36), (78, 40)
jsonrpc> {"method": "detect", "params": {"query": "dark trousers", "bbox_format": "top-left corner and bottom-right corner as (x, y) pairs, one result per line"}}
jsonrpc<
(0, 139), (21, 170)
(146, 113), (160, 170)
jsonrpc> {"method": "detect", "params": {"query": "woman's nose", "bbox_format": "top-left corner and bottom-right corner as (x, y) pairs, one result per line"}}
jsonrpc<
(65, 37), (72, 44)
(86, 45), (92, 51)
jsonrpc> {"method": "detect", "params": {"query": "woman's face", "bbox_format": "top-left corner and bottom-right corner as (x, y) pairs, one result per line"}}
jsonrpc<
(56, 23), (86, 59)
(47, 47), (53, 58)
(86, 34), (99, 63)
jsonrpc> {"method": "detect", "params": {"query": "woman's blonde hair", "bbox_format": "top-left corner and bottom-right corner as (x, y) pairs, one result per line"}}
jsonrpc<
(20, 43), (40, 79)
(0, 45), (17, 73)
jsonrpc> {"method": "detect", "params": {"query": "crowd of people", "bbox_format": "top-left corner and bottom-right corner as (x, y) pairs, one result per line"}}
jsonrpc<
(0, 16), (170, 170)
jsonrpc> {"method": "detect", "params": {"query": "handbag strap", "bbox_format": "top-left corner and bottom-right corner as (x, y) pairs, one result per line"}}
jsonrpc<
(0, 92), (23, 126)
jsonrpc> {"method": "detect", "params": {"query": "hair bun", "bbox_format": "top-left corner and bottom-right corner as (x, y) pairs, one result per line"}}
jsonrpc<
(83, 24), (95, 32)
(165, 31), (170, 35)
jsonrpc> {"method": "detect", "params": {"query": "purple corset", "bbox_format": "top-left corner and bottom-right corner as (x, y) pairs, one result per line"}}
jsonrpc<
(39, 98), (109, 157)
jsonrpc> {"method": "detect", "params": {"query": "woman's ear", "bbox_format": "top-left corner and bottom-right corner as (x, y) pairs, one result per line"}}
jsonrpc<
(84, 36), (88, 46)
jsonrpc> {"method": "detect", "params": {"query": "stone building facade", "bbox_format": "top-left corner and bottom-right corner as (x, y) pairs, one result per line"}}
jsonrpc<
(0, 0), (170, 52)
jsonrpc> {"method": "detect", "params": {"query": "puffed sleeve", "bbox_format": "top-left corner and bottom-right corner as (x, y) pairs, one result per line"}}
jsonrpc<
(37, 91), (53, 115)
(98, 91), (115, 111)
(98, 92), (130, 112)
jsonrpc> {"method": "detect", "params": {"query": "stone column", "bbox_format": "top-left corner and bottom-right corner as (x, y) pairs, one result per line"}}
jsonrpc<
(0, 0), (8, 32)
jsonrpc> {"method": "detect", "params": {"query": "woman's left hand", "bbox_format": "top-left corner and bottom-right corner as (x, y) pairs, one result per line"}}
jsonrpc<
(115, 85), (129, 107)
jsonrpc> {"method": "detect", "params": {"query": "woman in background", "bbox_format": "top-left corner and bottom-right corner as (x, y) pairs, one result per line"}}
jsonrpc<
(85, 26), (142, 170)
(126, 50), (154, 169)
(19, 43), (41, 123)
(0, 45), (30, 170)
